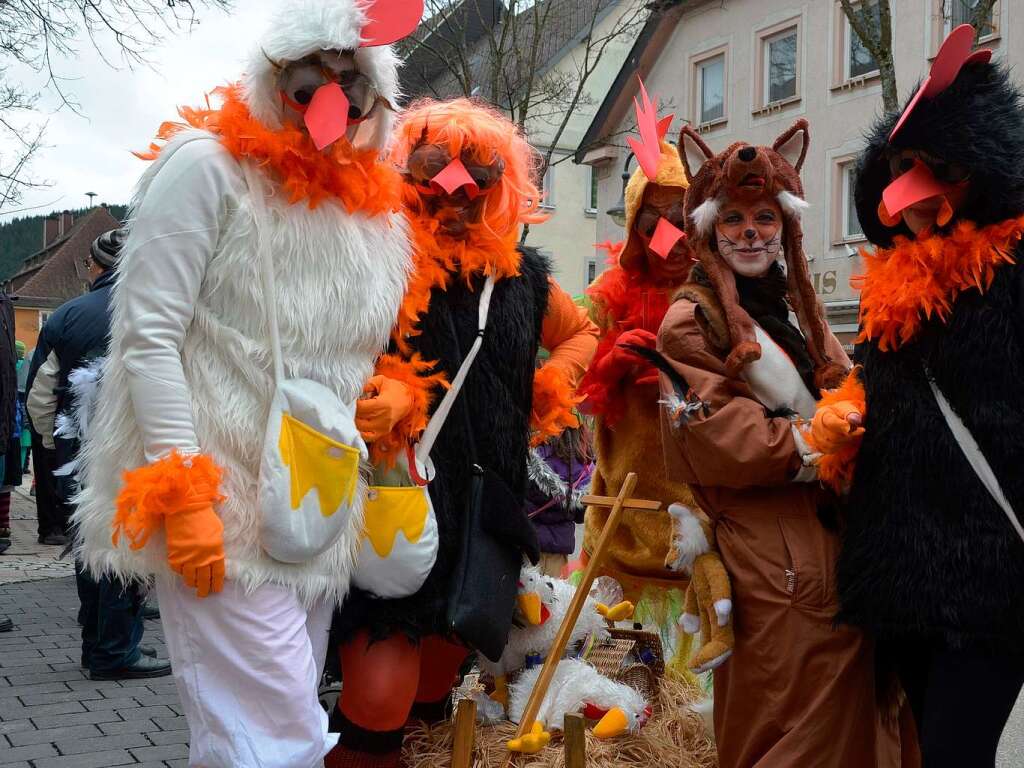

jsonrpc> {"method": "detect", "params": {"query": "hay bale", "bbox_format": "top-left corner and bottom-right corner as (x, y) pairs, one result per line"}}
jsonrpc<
(402, 675), (718, 768)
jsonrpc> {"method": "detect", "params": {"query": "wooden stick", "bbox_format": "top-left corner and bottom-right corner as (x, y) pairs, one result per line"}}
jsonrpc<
(504, 473), (640, 767)
(451, 699), (477, 768)
(579, 494), (661, 511)
(563, 713), (586, 768)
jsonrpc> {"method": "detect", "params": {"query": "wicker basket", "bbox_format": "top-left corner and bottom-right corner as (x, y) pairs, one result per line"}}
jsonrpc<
(586, 637), (635, 677)
(608, 627), (665, 699)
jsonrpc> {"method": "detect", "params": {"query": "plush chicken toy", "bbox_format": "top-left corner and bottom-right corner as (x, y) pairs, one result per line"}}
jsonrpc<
(508, 658), (652, 752)
(483, 565), (634, 707)
(665, 503), (734, 673)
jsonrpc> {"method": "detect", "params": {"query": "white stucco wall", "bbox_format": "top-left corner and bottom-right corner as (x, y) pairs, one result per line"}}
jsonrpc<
(587, 0), (1020, 329)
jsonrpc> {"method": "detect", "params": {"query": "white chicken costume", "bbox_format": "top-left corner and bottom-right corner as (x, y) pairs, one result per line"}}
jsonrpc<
(70, 1), (417, 765)
(509, 659), (651, 745)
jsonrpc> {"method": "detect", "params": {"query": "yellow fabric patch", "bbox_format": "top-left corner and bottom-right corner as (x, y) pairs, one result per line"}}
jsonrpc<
(278, 412), (360, 517)
(363, 486), (430, 558)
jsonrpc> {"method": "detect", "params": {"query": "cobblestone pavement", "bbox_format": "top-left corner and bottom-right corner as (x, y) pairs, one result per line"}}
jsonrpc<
(1, 485), (188, 767)
(0, 488), (74, 586)
(3, 481), (1024, 766)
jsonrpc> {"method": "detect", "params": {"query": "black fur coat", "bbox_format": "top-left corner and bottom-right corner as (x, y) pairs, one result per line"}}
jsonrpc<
(839, 59), (1024, 650)
(335, 247), (550, 642)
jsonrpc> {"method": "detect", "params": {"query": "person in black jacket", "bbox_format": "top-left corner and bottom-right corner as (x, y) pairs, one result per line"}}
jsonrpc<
(811, 26), (1024, 767)
(27, 229), (171, 681)
(0, 291), (16, 561)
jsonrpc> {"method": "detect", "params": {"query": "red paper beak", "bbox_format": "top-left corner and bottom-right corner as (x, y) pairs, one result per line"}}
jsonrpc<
(881, 160), (957, 219)
(304, 83), (350, 151)
(649, 217), (686, 259)
(430, 157), (480, 198)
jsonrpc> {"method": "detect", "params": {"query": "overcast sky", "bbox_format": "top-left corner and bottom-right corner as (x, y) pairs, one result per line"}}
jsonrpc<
(3, 1), (278, 220)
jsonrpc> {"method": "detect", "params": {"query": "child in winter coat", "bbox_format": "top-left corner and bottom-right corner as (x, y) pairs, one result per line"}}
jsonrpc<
(525, 424), (594, 577)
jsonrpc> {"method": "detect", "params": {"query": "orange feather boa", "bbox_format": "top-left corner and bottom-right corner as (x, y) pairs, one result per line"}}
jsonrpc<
(854, 215), (1024, 351)
(810, 368), (867, 494)
(113, 451), (225, 550)
(578, 243), (672, 424)
(373, 209), (581, 463)
(530, 365), (582, 447)
(136, 84), (402, 214)
(393, 208), (522, 356)
(369, 353), (449, 464)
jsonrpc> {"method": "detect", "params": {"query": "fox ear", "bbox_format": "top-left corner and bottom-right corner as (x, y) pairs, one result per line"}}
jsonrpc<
(772, 119), (809, 172)
(678, 124), (714, 181)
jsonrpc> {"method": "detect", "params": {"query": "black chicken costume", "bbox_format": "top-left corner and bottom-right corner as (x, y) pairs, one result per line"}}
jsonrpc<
(811, 25), (1024, 767)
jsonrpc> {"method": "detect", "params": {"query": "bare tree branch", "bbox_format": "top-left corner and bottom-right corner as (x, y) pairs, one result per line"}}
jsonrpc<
(839, 0), (898, 113)
(0, 0), (231, 211)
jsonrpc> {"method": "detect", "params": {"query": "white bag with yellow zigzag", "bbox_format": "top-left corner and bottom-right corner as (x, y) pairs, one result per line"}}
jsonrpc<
(351, 277), (494, 598)
(245, 162), (368, 565)
(258, 379), (367, 564)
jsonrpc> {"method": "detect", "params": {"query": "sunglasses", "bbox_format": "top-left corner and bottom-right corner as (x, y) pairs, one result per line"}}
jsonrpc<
(277, 58), (384, 124)
(888, 150), (969, 185)
(635, 203), (685, 238)
(407, 155), (504, 198)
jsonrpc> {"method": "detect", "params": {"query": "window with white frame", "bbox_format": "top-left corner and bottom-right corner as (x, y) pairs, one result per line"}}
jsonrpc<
(38, 311), (51, 330)
(762, 26), (799, 106)
(841, 162), (864, 241)
(586, 166), (598, 214)
(540, 163), (555, 209)
(844, 2), (880, 80)
(944, 0), (995, 35)
(695, 53), (726, 126)
(586, 259), (598, 286)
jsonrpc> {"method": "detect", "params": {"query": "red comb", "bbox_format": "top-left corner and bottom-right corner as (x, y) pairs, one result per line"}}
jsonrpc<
(890, 24), (992, 140)
(627, 77), (673, 181)
(360, 0), (424, 47)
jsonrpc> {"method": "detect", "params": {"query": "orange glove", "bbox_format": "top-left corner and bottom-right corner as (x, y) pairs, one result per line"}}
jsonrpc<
(356, 375), (415, 443)
(165, 492), (226, 598)
(114, 451), (227, 599)
(810, 400), (865, 455)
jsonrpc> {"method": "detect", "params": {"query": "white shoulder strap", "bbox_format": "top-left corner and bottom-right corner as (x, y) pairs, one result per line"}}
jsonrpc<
(927, 370), (1024, 544)
(415, 276), (495, 466)
(242, 162), (286, 388)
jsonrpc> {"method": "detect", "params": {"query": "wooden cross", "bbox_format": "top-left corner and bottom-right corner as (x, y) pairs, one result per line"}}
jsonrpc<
(501, 472), (661, 766)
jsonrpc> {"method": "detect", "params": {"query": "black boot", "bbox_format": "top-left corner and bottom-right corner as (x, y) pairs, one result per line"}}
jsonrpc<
(90, 654), (172, 680)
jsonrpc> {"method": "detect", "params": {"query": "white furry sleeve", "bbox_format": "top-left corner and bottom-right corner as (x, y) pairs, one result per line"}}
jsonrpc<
(117, 137), (244, 463)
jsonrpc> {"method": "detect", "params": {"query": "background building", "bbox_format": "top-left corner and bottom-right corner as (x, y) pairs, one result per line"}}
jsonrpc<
(398, 0), (654, 295)
(576, 0), (1015, 345)
(4, 207), (120, 349)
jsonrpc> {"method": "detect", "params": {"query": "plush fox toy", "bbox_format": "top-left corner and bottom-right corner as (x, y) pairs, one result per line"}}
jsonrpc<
(665, 503), (734, 673)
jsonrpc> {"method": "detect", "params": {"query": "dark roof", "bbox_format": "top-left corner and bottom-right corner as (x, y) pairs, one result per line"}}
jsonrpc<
(573, 0), (689, 163)
(11, 208), (120, 307)
(398, 0), (503, 101)
(399, 0), (624, 104)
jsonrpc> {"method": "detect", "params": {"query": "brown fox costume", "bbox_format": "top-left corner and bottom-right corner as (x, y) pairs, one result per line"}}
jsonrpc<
(664, 503), (733, 673)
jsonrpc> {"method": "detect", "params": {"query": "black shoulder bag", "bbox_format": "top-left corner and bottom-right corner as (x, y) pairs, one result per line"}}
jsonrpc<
(444, 287), (540, 663)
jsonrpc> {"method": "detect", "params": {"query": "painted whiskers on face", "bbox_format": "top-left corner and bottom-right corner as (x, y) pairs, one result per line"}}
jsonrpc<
(716, 232), (780, 260)
(714, 199), (784, 278)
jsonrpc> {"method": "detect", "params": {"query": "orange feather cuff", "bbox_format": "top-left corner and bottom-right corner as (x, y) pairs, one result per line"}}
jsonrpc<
(809, 367), (867, 493)
(369, 353), (448, 467)
(530, 364), (583, 447)
(113, 451), (225, 550)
